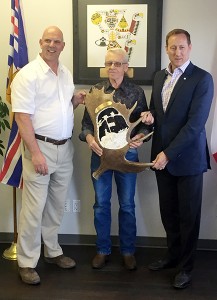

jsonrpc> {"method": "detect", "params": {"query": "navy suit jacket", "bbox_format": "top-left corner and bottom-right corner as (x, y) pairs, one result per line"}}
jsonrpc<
(150, 62), (214, 176)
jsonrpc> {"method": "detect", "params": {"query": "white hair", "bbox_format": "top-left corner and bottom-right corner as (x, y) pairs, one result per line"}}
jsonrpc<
(106, 48), (129, 63)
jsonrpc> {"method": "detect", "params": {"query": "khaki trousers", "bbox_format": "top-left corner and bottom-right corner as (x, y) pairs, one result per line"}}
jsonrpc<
(17, 139), (74, 268)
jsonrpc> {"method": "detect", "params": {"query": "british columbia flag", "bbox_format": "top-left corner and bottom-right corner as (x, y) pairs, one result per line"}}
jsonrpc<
(0, 0), (28, 188)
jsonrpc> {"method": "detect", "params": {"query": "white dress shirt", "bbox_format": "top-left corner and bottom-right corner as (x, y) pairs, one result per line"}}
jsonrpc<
(11, 54), (75, 139)
(162, 60), (190, 112)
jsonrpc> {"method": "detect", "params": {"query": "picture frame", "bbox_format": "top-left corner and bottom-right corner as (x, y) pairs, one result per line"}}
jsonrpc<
(73, 0), (163, 85)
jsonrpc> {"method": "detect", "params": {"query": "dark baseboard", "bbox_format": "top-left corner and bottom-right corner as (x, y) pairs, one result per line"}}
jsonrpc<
(1, 233), (217, 251)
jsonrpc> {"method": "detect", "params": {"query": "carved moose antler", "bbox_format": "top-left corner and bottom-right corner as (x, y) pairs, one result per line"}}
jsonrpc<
(85, 87), (153, 179)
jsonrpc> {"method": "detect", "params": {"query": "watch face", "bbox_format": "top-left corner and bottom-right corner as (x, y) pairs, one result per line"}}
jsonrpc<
(97, 107), (129, 149)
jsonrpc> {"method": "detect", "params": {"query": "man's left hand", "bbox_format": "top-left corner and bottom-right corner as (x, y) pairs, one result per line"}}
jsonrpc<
(129, 133), (145, 148)
(72, 90), (86, 108)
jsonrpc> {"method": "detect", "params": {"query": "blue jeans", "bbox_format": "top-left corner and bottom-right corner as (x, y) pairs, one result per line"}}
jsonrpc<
(91, 149), (138, 255)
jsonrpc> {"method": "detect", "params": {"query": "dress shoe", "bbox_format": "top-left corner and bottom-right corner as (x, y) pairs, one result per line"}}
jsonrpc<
(148, 258), (177, 271)
(123, 254), (137, 270)
(173, 271), (192, 289)
(19, 267), (40, 285)
(92, 254), (109, 269)
(44, 254), (76, 269)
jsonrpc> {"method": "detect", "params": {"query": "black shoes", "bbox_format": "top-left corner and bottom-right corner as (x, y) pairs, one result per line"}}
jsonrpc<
(173, 271), (192, 289)
(92, 254), (109, 269)
(148, 258), (177, 271)
(148, 258), (192, 289)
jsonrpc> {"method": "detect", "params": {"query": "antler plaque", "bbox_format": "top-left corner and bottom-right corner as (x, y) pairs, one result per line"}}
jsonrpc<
(85, 87), (153, 179)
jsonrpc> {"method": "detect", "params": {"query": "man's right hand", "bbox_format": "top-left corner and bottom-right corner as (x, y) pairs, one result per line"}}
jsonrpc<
(86, 134), (103, 156)
(141, 111), (154, 125)
(32, 151), (48, 176)
(152, 151), (169, 170)
(15, 112), (49, 176)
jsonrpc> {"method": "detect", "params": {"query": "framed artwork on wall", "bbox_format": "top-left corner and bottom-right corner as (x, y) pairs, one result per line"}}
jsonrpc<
(73, 0), (163, 85)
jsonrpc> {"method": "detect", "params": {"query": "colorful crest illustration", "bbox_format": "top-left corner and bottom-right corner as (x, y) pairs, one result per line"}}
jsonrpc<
(90, 9), (144, 61)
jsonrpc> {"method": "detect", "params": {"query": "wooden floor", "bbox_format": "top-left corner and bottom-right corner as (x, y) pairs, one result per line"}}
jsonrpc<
(0, 243), (217, 300)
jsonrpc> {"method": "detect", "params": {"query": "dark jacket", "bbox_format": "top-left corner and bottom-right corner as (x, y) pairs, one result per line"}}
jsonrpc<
(150, 62), (214, 176)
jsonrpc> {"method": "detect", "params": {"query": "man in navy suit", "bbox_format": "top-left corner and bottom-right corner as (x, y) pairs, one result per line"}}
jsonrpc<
(141, 29), (214, 289)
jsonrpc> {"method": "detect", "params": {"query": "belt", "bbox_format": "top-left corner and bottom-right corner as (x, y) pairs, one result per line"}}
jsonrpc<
(35, 134), (70, 145)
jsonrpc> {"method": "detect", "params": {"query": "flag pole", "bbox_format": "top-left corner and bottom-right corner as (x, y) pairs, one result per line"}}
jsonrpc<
(2, 186), (17, 260)
(1, 0), (28, 261)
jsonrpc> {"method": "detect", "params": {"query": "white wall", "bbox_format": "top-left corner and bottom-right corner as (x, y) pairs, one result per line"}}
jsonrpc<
(0, 0), (217, 240)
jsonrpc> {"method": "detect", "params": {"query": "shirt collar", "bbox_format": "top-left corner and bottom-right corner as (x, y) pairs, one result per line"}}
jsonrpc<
(166, 60), (190, 75)
(104, 77), (127, 92)
(37, 54), (64, 74)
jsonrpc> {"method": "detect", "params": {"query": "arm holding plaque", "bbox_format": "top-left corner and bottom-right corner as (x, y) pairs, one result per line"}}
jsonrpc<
(84, 87), (153, 179)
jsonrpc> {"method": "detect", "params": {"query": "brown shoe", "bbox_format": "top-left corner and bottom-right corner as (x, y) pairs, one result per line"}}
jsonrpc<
(44, 254), (76, 269)
(122, 255), (137, 270)
(92, 254), (109, 269)
(19, 267), (40, 285)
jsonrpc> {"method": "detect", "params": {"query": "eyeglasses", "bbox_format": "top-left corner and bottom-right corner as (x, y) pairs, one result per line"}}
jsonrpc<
(104, 61), (128, 68)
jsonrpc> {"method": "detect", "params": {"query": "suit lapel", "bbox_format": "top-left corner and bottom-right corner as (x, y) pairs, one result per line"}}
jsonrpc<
(165, 63), (194, 113)
(156, 71), (167, 114)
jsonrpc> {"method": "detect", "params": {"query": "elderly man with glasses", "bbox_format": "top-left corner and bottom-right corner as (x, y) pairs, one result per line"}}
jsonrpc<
(79, 48), (151, 270)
